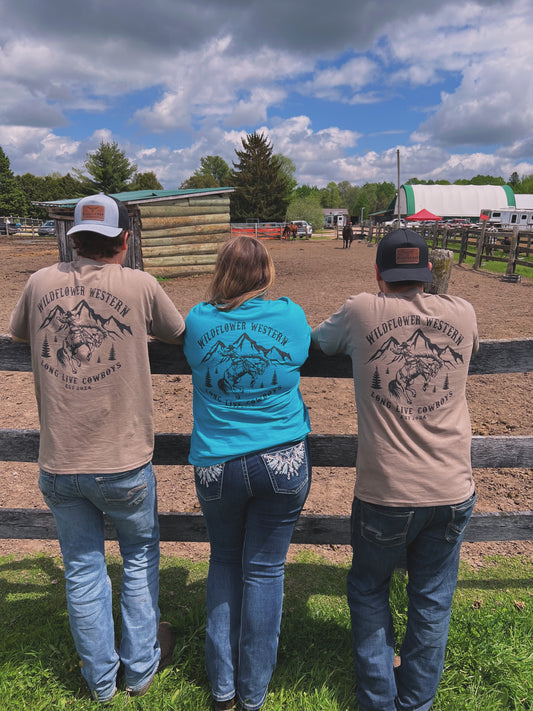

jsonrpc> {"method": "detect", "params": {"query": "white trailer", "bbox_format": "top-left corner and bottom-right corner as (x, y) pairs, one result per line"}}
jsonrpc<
(481, 208), (533, 230)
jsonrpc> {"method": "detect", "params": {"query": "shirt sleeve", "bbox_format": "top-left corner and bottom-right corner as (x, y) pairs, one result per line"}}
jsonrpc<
(9, 283), (32, 342)
(311, 302), (350, 356)
(148, 282), (185, 343)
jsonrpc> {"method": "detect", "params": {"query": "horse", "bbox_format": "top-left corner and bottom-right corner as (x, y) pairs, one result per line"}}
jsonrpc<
(283, 223), (298, 240)
(218, 353), (269, 393)
(388, 355), (442, 404)
(56, 312), (108, 374)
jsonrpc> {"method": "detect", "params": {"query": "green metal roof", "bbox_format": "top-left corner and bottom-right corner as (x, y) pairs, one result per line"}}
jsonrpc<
(34, 187), (234, 209)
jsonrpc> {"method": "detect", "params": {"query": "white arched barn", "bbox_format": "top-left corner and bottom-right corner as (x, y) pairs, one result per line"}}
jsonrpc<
(394, 184), (516, 221)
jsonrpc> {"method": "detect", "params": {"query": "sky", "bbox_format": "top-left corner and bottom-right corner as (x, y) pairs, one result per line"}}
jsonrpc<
(1, 0), (532, 189)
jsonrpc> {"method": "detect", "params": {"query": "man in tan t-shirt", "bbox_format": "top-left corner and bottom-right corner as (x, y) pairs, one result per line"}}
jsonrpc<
(9, 194), (185, 703)
(312, 229), (478, 711)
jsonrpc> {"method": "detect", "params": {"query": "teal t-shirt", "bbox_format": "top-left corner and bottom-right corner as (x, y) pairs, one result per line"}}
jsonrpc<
(184, 297), (311, 466)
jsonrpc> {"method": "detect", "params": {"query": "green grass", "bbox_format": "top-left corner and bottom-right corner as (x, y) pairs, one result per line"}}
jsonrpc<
(452, 249), (533, 278)
(0, 552), (531, 709)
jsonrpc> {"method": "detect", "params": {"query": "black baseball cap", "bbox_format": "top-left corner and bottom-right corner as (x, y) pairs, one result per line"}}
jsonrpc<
(376, 229), (432, 282)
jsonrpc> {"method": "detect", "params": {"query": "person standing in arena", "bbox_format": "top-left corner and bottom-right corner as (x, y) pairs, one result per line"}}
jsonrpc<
(311, 228), (478, 711)
(9, 194), (185, 703)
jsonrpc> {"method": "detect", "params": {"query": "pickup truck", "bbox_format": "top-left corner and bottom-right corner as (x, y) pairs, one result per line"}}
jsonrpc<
(293, 220), (313, 238)
(0, 219), (18, 235)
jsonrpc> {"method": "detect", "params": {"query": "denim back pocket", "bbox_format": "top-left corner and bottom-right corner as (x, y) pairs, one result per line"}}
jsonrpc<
(445, 491), (477, 544)
(359, 501), (414, 548)
(38, 470), (62, 507)
(95, 467), (148, 507)
(195, 463), (224, 501)
(262, 440), (309, 495)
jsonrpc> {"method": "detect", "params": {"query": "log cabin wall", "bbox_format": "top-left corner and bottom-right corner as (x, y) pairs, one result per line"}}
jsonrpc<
(139, 195), (231, 277)
(40, 189), (234, 277)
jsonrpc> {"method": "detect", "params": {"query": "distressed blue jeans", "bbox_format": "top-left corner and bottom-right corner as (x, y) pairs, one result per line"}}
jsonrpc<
(39, 463), (161, 702)
(347, 492), (476, 711)
(195, 438), (311, 711)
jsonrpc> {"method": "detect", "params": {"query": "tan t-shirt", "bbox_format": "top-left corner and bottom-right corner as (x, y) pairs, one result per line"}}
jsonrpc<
(9, 258), (185, 474)
(312, 289), (478, 506)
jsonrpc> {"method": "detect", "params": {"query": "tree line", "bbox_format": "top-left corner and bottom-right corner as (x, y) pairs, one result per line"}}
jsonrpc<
(1, 136), (532, 227)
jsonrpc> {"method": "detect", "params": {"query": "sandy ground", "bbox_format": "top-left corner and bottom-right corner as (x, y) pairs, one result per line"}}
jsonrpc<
(0, 233), (531, 566)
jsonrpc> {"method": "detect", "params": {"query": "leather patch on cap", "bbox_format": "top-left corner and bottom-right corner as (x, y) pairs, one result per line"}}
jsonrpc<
(81, 205), (105, 221)
(396, 247), (419, 264)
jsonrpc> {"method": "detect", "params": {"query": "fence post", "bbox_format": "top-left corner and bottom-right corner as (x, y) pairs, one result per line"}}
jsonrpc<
(425, 249), (454, 294)
(473, 223), (487, 270)
(506, 227), (520, 276)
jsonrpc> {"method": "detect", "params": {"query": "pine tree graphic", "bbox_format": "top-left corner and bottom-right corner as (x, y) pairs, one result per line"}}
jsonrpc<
(371, 366), (382, 390)
(41, 334), (51, 358)
(205, 368), (212, 388)
(443, 374), (450, 390)
(271, 371), (278, 386)
(109, 344), (116, 361)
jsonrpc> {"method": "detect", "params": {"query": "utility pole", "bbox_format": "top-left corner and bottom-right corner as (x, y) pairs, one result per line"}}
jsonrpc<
(397, 148), (401, 223)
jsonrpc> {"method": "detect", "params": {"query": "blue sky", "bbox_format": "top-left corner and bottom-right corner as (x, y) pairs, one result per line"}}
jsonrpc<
(1, 0), (532, 189)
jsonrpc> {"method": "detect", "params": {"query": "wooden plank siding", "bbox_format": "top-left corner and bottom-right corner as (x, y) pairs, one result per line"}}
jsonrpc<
(0, 336), (532, 544)
(139, 198), (231, 277)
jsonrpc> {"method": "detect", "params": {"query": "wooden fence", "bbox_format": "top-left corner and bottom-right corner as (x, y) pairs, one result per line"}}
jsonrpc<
(368, 222), (533, 278)
(230, 223), (286, 239)
(1, 335), (532, 544)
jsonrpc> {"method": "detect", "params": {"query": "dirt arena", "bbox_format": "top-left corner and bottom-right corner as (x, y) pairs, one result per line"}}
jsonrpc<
(0, 233), (531, 565)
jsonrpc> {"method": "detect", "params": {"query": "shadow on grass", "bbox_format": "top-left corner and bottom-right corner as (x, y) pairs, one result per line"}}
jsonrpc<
(0, 554), (357, 708)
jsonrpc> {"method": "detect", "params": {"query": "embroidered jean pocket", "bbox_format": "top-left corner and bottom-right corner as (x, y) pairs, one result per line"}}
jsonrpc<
(194, 463), (224, 501)
(445, 491), (477, 544)
(262, 441), (309, 495)
(359, 502), (414, 548)
(95, 467), (148, 507)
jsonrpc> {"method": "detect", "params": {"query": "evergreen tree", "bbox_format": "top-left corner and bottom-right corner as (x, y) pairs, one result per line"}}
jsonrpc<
(205, 368), (212, 388)
(230, 133), (289, 222)
(41, 334), (51, 358)
(0, 146), (27, 216)
(371, 367), (382, 390)
(75, 141), (137, 194)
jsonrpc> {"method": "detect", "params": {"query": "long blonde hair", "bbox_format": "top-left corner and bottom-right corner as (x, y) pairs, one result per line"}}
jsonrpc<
(207, 236), (275, 311)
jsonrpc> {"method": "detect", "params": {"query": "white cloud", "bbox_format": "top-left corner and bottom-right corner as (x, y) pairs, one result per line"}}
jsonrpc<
(0, 0), (531, 191)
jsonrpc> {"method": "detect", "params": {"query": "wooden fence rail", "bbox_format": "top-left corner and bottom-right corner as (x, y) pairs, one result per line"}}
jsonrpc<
(1, 336), (532, 545)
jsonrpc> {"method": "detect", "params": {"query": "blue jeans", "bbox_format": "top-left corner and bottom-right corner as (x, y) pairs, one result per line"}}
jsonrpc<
(347, 492), (476, 711)
(39, 463), (161, 702)
(195, 438), (311, 711)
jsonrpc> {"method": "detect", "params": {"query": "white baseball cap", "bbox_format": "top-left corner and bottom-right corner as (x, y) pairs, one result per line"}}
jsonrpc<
(67, 194), (130, 238)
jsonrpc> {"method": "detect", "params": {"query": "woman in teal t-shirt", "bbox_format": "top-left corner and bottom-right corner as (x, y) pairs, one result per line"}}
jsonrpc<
(184, 236), (312, 711)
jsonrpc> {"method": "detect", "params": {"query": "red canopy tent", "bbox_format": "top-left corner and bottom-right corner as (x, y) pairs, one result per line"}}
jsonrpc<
(406, 209), (442, 222)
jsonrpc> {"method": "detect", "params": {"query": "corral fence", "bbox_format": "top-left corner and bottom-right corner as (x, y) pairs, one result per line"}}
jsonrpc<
(367, 222), (533, 280)
(0, 336), (532, 544)
(230, 222), (287, 239)
(0, 216), (44, 236)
